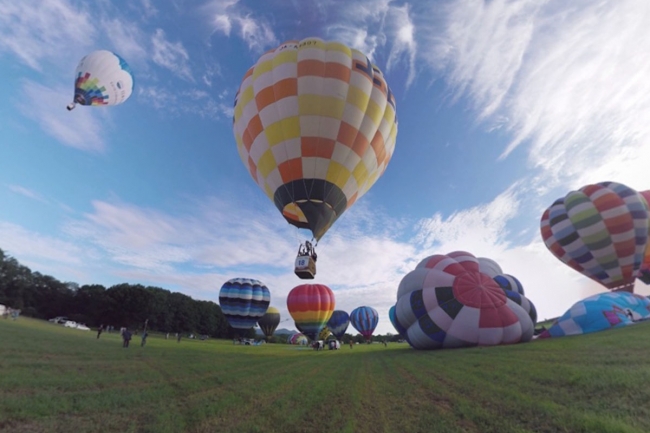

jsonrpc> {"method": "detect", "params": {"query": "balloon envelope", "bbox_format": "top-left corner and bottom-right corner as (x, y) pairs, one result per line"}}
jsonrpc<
(257, 306), (281, 338)
(540, 182), (649, 291)
(232, 38), (398, 241)
(393, 251), (535, 350)
(539, 292), (650, 338)
(69, 50), (134, 110)
(219, 278), (271, 329)
(350, 306), (378, 340)
(638, 190), (650, 283)
(326, 310), (350, 340)
(288, 333), (308, 345)
(286, 284), (335, 340)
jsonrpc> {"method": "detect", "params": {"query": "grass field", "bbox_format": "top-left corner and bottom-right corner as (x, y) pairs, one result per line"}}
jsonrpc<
(1, 317), (649, 433)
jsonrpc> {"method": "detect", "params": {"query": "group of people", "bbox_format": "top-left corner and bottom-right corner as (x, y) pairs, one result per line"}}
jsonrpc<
(119, 328), (149, 348)
(298, 240), (317, 262)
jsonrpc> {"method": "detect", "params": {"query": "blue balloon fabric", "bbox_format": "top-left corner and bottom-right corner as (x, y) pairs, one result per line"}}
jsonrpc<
(326, 310), (350, 340)
(539, 292), (650, 338)
(350, 306), (378, 340)
(219, 278), (271, 329)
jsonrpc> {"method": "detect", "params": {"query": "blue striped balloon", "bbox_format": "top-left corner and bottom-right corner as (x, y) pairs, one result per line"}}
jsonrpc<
(326, 310), (350, 340)
(350, 306), (379, 340)
(219, 278), (271, 329)
(493, 274), (525, 295)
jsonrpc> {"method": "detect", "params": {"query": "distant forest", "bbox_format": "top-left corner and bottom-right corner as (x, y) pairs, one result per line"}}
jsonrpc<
(0, 247), (253, 339)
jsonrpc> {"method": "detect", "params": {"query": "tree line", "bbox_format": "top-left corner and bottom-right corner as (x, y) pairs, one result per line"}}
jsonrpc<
(0, 247), (253, 338)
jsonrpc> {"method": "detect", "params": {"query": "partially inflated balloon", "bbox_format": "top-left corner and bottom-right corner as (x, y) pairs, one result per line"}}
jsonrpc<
(219, 278), (270, 329)
(540, 182), (649, 291)
(539, 292), (650, 338)
(350, 306), (378, 341)
(232, 38), (398, 240)
(286, 284), (335, 340)
(392, 252), (534, 350)
(288, 333), (308, 345)
(326, 310), (350, 340)
(257, 306), (281, 338)
(67, 50), (134, 111)
(319, 326), (332, 341)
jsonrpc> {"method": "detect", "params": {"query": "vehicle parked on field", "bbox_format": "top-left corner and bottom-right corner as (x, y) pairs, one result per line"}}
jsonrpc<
(49, 316), (69, 324)
(63, 320), (78, 328)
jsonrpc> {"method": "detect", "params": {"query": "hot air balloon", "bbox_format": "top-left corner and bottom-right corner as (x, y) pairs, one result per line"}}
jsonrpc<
(257, 306), (281, 339)
(540, 182), (650, 292)
(350, 306), (378, 341)
(392, 251), (535, 350)
(288, 333), (308, 345)
(539, 292), (650, 338)
(286, 284), (335, 340)
(319, 326), (332, 341)
(67, 50), (134, 111)
(219, 278), (271, 330)
(326, 310), (350, 340)
(637, 190), (650, 284)
(232, 37), (398, 278)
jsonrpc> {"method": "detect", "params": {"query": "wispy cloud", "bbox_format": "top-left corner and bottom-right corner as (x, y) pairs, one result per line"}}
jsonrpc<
(203, 0), (278, 52)
(0, 0), (96, 70)
(137, 85), (234, 118)
(423, 0), (650, 193)
(102, 18), (148, 68)
(151, 28), (193, 80)
(7, 184), (48, 203)
(18, 80), (107, 152)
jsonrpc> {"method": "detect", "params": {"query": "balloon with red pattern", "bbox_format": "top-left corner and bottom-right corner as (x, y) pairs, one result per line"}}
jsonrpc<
(286, 284), (335, 340)
(391, 251), (534, 350)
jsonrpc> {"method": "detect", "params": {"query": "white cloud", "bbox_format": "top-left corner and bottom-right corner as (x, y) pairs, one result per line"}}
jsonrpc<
(203, 0), (278, 52)
(424, 0), (650, 194)
(18, 80), (107, 152)
(102, 18), (148, 67)
(386, 4), (417, 88)
(0, 0), (96, 70)
(7, 184), (47, 203)
(0, 221), (83, 266)
(151, 28), (193, 80)
(137, 85), (233, 118)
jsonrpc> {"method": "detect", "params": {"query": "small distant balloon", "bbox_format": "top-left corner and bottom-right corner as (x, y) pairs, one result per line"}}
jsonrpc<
(68, 50), (134, 111)
(350, 306), (378, 341)
(257, 306), (281, 338)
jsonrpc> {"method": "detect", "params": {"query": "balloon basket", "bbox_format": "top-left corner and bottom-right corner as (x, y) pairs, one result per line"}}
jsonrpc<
(294, 255), (316, 279)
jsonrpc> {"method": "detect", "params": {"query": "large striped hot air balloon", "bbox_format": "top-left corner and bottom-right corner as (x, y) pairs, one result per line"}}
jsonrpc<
(350, 306), (378, 341)
(286, 284), (335, 340)
(219, 278), (271, 330)
(257, 306), (281, 339)
(326, 310), (350, 340)
(67, 50), (134, 111)
(392, 252), (535, 350)
(232, 37), (398, 242)
(540, 182), (650, 292)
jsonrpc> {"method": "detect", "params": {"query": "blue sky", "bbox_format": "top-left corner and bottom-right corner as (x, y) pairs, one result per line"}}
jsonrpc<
(1, 0), (649, 335)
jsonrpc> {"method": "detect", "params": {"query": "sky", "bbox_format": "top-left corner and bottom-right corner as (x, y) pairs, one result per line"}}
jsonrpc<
(1, 0), (650, 336)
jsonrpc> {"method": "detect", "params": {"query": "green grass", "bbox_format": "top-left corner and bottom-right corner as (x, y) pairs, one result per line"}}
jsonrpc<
(1, 317), (650, 433)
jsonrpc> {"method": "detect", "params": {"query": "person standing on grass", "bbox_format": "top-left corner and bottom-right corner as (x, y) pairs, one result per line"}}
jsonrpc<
(141, 331), (149, 347)
(177, 332), (182, 343)
(349, 340), (353, 349)
(122, 329), (132, 348)
(97, 324), (104, 339)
